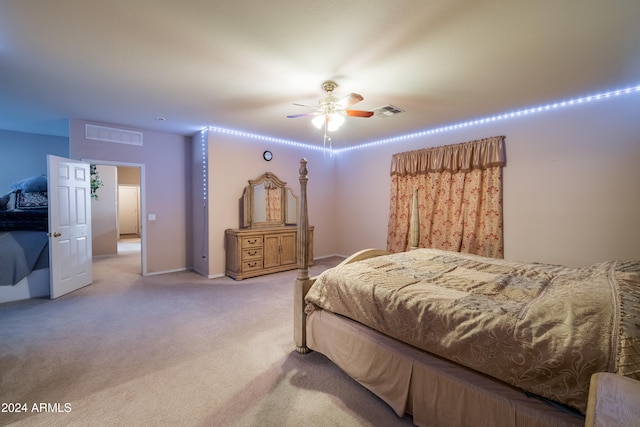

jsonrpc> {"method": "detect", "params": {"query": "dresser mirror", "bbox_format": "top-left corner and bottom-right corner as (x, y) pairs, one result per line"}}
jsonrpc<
(241, 172), (298, 228)
(228, 171), (312, 280)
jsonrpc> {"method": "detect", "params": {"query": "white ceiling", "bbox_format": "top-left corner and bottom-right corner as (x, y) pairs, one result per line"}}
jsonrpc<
(1, 0), (639, 147)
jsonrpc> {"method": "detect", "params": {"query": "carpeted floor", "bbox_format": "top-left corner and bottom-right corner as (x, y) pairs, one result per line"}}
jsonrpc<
(0, 253), (414, 426)
(117, 235), (141, 254)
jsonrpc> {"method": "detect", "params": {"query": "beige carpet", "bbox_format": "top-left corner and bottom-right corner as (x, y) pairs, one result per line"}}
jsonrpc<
(0, 253), (414, 426)
(117, 235), (141, 254)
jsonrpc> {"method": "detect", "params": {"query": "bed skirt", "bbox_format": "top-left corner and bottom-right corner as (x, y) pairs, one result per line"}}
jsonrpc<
(307, 309), (584, 427)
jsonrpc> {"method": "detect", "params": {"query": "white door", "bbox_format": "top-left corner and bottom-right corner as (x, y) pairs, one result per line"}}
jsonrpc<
(118, 185), (139, 235)
(47, 155), (93, 299)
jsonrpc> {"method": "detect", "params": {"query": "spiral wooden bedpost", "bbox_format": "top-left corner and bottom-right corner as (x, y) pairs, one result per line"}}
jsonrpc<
(294, 158), (312, 354)
(296, 158), (310, 282)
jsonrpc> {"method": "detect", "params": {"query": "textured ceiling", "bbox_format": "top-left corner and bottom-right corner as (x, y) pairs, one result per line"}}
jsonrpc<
(1, 0), (639, 147)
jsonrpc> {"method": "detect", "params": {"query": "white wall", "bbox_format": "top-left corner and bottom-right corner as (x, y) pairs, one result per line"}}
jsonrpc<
(91, 165), (118, 256)
(70, 119), (192, 274)
(202, 132), (338, 277)
(334, 93), (640, 266)
(191, 130), (208, 276)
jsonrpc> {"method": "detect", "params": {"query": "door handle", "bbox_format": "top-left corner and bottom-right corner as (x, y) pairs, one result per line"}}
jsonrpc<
(49, 232), (62, 238)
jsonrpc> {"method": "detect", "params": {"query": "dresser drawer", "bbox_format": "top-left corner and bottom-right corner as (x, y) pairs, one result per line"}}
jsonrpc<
(242, 236), (263, 248)
(242, 259), (263, 272)
(242, 247), (263, 260)
(225, 226), (313, 280)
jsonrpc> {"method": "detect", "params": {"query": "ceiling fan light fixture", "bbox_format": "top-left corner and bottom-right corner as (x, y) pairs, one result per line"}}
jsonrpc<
(311, 113), (345, 131)
(328, 113), (345, 131)
(288, 80), (373, 142)
(311, 115), (325, 129)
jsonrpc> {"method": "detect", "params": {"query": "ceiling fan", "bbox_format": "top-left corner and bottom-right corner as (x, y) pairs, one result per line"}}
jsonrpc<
(286, 81), (374, 133)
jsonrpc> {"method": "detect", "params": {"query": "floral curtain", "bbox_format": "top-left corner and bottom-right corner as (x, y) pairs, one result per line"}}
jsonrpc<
(387, 136), (506, 258)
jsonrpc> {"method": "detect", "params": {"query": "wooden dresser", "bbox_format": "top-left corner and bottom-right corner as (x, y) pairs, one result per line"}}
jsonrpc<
(225, 226), (314, 280)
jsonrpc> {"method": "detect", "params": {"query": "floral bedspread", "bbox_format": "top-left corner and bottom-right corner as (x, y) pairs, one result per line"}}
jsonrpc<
(305, 248), (640, 413)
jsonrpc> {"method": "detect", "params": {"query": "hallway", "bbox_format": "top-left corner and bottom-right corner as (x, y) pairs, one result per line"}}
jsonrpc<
(117, 234), (140, 254)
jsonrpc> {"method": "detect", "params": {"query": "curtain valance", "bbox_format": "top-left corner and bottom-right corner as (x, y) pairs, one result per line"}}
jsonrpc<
(390, 136), (506, 176)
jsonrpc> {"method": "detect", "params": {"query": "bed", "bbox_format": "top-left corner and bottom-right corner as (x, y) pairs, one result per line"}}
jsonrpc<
(292, 158), (640, 427)
(0, 175), (50, 304)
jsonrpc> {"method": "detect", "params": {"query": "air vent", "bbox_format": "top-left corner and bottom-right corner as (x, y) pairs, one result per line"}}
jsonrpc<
(373, 104), (405, 117)
(85, 124), (143, 146)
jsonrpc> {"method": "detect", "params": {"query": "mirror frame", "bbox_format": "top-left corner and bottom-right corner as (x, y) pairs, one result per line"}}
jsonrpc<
(241, 172), (297, 228)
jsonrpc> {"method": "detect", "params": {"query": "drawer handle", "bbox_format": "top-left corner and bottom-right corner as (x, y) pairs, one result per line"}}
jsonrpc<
(248, 239), (257, 245)
(248, 250), (257, 256)
(248, 262), (257, 267)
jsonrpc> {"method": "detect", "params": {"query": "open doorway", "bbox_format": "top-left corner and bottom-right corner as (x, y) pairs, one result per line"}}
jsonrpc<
(87, 160), (146, 275)
(116, 167), (141, 256)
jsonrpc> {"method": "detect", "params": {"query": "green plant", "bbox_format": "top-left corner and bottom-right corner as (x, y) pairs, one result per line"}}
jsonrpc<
(90, 164), (103, 200)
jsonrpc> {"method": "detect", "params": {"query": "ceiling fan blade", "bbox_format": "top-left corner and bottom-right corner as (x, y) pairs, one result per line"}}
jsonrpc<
(337, 93), (364, 108)
(287, 112), (318, 119)
(292, 103), (315, 108)
(345, 109), (374, 117)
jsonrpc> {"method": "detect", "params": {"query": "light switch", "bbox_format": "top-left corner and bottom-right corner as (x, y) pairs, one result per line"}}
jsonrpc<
(148, 214), (156, 221)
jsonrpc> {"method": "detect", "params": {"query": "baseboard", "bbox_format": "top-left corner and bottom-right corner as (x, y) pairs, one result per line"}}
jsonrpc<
(143, 267), (188, 276)
(314, 254), (347, 260)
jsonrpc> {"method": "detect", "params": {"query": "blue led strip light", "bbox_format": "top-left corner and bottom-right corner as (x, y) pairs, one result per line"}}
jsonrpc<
(335, 85), (640, 154)
(201, 129), (208, 201)
(207, 126), (327, 152)
(207, 85), (640, 155)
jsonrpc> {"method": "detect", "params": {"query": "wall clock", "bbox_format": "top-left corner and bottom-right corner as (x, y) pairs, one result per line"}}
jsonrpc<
(263, 150), (273, 161)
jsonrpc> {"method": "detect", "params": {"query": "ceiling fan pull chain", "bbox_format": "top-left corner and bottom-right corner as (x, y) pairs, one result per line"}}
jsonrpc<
(323, 127), (332, 156)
